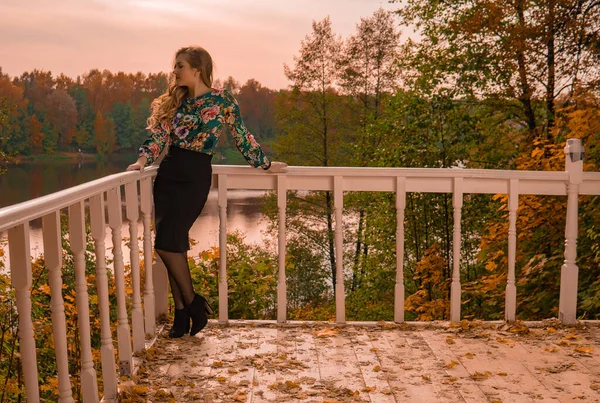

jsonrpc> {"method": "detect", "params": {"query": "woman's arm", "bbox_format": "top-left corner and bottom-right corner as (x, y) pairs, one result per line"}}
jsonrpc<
(137, 121), (171, 166)
(223, 91), (270, 169)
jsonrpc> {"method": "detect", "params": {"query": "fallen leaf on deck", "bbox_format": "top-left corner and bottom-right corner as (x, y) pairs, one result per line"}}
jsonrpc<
(470, 371), (492, 380)
(446, 360), (459, 368)
(574, 346), (593, 354)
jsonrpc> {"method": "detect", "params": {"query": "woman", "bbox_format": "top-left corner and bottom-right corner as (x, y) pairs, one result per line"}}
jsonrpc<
(126, 46), (287, 338)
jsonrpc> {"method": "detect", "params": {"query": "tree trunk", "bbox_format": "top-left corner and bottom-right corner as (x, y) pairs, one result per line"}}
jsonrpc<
(546, 0), (556, 140)
(516, 0), (537, 135)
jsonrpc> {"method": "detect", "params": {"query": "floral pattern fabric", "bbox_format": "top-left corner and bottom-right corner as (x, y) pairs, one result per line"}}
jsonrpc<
(138, 89), (269, 168)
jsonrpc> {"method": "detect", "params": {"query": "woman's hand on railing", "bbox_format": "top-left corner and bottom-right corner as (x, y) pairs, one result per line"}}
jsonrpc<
(265, 161), (288, 173)
(126, 157), (147, 173)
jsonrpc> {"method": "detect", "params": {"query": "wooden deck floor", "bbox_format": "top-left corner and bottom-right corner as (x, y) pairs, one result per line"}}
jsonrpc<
(121, 320), (600, 402)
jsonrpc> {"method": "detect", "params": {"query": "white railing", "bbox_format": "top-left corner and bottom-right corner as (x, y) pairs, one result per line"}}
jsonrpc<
(0, 139), (598, 401)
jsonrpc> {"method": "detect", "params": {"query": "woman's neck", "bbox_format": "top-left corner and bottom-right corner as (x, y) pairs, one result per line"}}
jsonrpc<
(189, 83), (211, 98)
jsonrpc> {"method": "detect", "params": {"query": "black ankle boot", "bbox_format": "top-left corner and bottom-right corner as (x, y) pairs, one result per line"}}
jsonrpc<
(188, 294), (213, 336)
(169, 308), (190, 338)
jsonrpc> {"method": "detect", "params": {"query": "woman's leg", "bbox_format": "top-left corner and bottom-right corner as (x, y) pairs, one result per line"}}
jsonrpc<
(168, 273), (186, 310)
(156, 249), (195, 306)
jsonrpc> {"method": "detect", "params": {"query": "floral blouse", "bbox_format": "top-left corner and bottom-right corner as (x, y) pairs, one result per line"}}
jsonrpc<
(138, 89), (269, 168)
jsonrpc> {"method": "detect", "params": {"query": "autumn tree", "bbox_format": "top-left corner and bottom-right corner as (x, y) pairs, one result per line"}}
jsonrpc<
(110, 102), (134, 150)
(337, 8), (403, 293)
(393, 0), (600, 140)
(339, 8), (401, 127)
(0, 70), (26, 167)
(273, 16), (348, 298)
(46, 89), (78, 148)
(29, 114), (44, 154)
(93, 111), (116, 157)
(237, 79), (276, 140)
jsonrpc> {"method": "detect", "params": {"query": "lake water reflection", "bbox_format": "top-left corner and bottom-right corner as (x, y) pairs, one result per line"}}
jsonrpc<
(0, 159), (270, 270)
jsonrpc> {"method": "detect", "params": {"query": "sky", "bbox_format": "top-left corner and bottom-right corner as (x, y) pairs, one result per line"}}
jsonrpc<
(0, 0), (403, 90)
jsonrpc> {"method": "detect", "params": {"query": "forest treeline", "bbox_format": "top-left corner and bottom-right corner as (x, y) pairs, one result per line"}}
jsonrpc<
(1, 4), (600, 400)
(0, 66), (276, 165)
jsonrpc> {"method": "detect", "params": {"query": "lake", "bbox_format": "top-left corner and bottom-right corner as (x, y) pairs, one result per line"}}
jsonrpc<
(0, 158), (271, 269)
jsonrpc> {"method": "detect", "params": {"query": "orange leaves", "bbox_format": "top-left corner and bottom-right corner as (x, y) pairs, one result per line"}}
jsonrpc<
(93, 111), (116, 157)
(405, 243), (450, 321)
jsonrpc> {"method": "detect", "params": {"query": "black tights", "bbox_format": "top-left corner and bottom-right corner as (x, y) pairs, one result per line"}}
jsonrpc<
(156, 249), (195, 310)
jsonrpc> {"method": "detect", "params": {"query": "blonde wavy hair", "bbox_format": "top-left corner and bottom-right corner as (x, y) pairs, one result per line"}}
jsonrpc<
(147, 46), (214, 130)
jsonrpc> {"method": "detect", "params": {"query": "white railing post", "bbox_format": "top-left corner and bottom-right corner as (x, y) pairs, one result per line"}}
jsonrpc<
(124, 182), (144, 352)
(152, 260), (169, 320)
(277, 176), (288, 323)
(505, 179), (519, 322)
(68, 201), (99, 402)
(140, 177), (156, 335)
(8, 224), (40, 402)
(42, 212), (74, 402)
(89, 194), (118, 401)
(334, 176), (345, 324)
(218, 175), (229, 324)
(394, 177), (406, 323)
(450, 177), (463, 322)
(559, 139), (584, 324)
(107, 187), (133, 375)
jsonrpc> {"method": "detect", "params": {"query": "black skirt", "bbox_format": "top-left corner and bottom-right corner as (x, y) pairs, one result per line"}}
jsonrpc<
(153, 146), (213, 253)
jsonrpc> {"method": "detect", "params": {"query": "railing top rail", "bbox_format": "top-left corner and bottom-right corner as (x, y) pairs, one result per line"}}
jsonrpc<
(0, 167), (158, 233)
(213, 165), (575, 180)
(1, 165), (598, 233)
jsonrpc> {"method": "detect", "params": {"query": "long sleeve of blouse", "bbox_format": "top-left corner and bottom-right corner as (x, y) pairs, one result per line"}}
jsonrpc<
(138, 89), (269, 168)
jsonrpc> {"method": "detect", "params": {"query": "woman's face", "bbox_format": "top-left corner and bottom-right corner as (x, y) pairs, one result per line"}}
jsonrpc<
(173, 54), (198, 88)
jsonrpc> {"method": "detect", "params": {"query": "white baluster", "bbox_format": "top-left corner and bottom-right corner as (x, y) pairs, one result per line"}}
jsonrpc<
(334, 176), (345, 324)
(89, 194), (118, 400)
(68, 201), (99, 402)
(140, 177), (156, 335)
(450, 177), (463, 323)
(277, 175), (287, 324)
(107, 187), (133, 375)
(8, 224), (40, 402)
(42, 212), (74, 402)
(559, 139), (584, 324)
(395, 177), (406, 323)
(505, 179), (519, 322)
(125, 182), (144, 352)
(218, 175), (228, 324)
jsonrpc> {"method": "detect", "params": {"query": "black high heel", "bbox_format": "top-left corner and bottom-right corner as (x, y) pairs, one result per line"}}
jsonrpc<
(188, 293), (212, 336)
(169, 308), (190, 338)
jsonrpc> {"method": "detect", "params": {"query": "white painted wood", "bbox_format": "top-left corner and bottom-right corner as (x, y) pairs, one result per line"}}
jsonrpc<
(351, 332), (396, 402)
(42, 212), (74, 403)
(89, 194), (118, 401)
(395, 177), (406, 323)
(140, 177), (155, 335)
(277, 176), (287, 324)
(334, 176), (345, 324)
(315, 329), (365, 394)
(124, 182), (144, 352)
(249, 327), (280, 401)
(3, 165), (596, 234)
(152, 261), (169, 319)
(559, 140), (584, 324)
(68, 201), (99, 402)
(218, 174), (229, 324)
(8, 224), (40, 402)
(446, 332), (560, 402)
(450, 177), (463, 323)
(107, 187), (133, 375)
(505, 179), (519, 322)
(418, 330), (489, 402)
